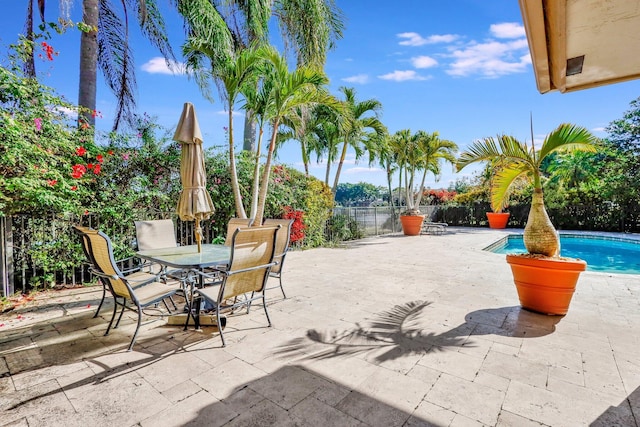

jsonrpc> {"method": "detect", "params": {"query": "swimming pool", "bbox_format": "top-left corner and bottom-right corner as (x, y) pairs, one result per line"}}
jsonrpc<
(485, 234), (640, 274)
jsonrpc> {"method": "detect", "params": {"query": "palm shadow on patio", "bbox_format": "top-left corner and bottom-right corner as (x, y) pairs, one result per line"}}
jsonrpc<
(276, 301), (562, 363)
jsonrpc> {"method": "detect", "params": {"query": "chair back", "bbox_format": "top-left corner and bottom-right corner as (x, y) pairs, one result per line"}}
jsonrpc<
(135, 219), (178, 250)
(73, 225), (99, 268)
(221, 225), (279, 300)
(224, 217), (254, 246)
(262, 218), (293, 274)
(84, 231), (133, 300)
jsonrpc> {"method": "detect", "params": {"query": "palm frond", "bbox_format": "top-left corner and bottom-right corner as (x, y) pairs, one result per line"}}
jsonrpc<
(135, 0), (175, 64)
(491, 164), (529, 212)
(538, 123), (599, 163)
(98, 0), (136, 130)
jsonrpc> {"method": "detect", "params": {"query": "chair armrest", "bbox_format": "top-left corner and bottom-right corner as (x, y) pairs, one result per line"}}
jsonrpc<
(225, 261), (278, 277)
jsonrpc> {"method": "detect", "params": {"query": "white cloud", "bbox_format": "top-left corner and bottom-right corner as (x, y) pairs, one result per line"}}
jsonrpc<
(342, 74), (370, 84)
(141, 57), (187, 75)
(345, 166), (384, 174)
(592, 126), (607, 133)
(378, 70), (429, 82)
(397, 32), (458, 46)
(446, 38), (530, 77)
(490, 22), (526, 39)
(215, 110), (244, 117)
(411, 55), (438, 69)
(53, 106), (77, 118)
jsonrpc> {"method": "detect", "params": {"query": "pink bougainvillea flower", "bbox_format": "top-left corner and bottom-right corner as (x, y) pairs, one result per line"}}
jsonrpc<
(96, 154), (104, 164)
(83, 210), (89, 215)
(93, 164), (101, 175)
(108, 150), (114, 155)
(76, 146), (87, 156)
(34, 117), (42, 131)
(81, 122), (90, 130)
(122, 153), (130, 161)
(47, 179), (57, 187)
(71, 185), (78, 191)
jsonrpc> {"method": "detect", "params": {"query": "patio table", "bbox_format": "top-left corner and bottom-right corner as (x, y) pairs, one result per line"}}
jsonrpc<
(136, 244), (230, 329)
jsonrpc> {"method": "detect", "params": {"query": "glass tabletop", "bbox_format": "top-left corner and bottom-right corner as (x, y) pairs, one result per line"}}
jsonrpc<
(136, 244), (230, 269)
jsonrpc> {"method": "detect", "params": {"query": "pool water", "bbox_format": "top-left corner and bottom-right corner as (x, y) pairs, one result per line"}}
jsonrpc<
(486, 234), (640, 274)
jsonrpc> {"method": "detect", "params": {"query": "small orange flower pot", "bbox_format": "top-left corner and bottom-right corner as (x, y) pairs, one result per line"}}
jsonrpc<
(400, 215), (425, 236)
(506, 254), (587, 315)
(486, 212), (510, 229)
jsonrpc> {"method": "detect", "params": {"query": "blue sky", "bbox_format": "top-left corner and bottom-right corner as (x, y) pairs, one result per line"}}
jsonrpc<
(2, 0), (640, 189)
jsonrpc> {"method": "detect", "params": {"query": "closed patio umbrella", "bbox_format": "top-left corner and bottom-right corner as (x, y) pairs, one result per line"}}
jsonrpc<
(174, 102), (215, 252)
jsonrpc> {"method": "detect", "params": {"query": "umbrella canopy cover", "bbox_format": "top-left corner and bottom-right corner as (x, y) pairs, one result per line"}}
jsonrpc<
(174, 103), (215, 249)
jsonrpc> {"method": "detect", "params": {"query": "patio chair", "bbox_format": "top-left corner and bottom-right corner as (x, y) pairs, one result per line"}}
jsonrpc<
(223, 217), (254, 246)
(189, 225), (279, 347)
(84, 230), (183, 351)
(421, 219), (449, 235)
(262, 218), (294, 298)
(134, 219), (183, 278)
(73, 225), (158, 318)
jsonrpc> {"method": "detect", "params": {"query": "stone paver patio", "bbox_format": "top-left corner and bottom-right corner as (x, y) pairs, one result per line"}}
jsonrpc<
(1, 227), (639, 426)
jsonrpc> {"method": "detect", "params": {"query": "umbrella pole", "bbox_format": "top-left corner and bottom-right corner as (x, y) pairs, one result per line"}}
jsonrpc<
(195, 218), (202, 252)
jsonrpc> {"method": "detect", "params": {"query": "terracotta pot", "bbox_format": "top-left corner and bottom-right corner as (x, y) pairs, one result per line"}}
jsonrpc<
(506, 254), (587, 315)
(400, 214), (425, 236)
(486, 212), (510, 229)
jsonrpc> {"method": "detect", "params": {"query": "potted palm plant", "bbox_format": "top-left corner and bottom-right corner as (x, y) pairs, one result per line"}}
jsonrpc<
(457, 123), (599, 315)
(393, 129), (457, 235)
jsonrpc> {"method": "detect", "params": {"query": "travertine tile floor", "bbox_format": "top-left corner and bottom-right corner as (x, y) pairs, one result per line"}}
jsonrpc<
(1, 228), (639, 426)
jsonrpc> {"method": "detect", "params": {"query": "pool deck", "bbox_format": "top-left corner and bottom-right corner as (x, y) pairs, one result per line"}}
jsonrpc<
(1, 227), (639, 426)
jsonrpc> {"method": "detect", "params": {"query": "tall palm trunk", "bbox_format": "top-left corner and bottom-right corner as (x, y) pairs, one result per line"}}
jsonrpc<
(332, 139), (349, 194)
(523, 189), (559, 256)
(249, 126), (265, 219)
(255, 118), (280, 225)
(228, 109), (247, 218)
(78, 0), (99, 129)
(243, 111), (257, 151)
(254, 120), (280, 224)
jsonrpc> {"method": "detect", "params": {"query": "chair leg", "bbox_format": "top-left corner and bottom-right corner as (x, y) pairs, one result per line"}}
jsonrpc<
(114, 298), (127, 329)
(217, 309), (226, 347)
(128, 305), (142, 352)
(94, 281), (107, 318)
(247, 292), (255, 314)
(104, 297), (119, 336)
(263, 294), (272, 327)
(278, 275), (286, 299)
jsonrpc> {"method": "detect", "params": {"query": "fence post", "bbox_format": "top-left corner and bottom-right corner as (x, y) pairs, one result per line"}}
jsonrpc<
(0, 216), (15, 297)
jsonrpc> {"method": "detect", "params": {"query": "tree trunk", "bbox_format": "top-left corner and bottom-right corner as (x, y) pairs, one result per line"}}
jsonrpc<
(523, 189), (559, 257)
(242, 111), (257, 151)
(228, 109), (247, 218)
(255, 119), (280, 225)
(78, 0), (99, 129)
(332, 140), (349, 194)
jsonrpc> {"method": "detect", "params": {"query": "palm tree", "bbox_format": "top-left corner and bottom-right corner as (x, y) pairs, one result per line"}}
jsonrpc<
(394, 130), (458, 215)
(246, 46), (339, 224)
(331, 87), (385, 195)
(24, 0), (175, 130)
(457, 123), (599, 256)
(176, 0), (345, 151)
(182, 39), (264, 219)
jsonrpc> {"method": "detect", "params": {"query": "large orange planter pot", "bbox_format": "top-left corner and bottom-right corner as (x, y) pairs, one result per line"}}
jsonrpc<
(506, 254), (587, 315)
(400, 214), (425, 236)
(486, 212), (510, 229)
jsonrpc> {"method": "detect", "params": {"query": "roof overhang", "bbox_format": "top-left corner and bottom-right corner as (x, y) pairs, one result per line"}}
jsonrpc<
(519, 0), (640, 93)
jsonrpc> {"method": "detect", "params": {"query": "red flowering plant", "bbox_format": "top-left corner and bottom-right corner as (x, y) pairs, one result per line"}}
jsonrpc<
(283, 206), (306, 245)
(0, 33), (110, 216)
